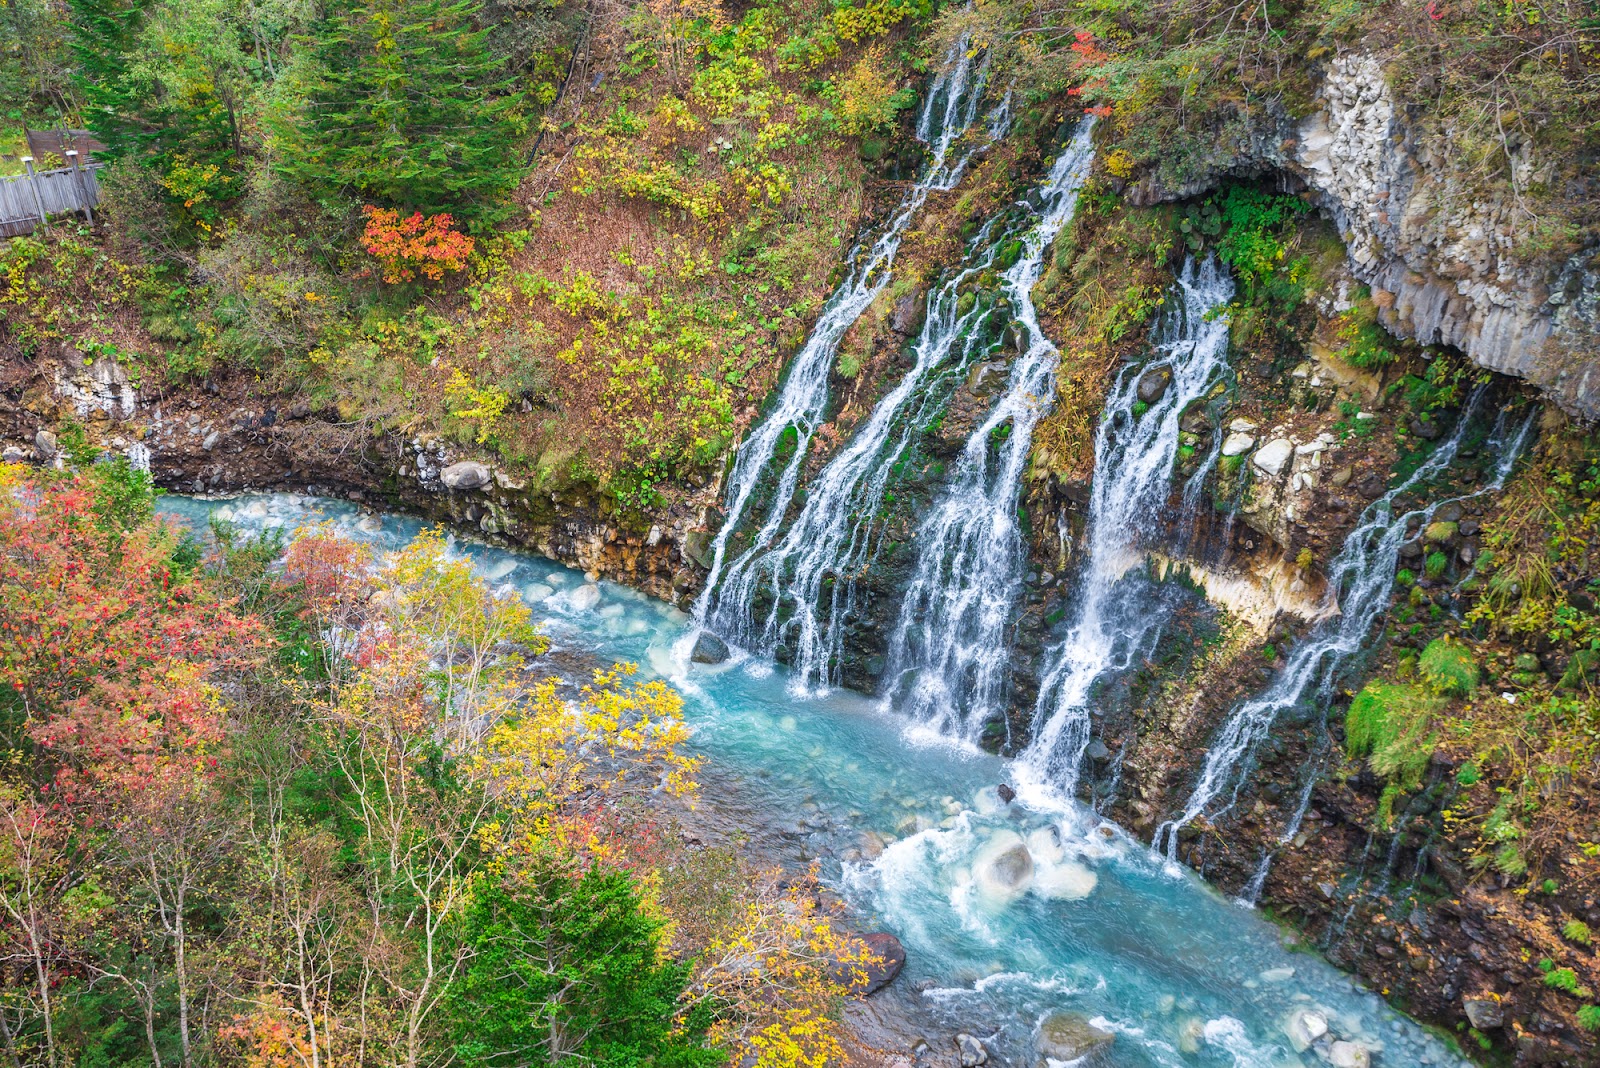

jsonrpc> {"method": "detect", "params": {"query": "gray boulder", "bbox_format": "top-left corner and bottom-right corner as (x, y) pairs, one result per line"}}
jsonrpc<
(440, 460), (491, 490)
(956, 1033), (987, 1067)
(1137, 367), (1171, 404)
(691, 631), (730, 664)
(1463, 996), (1504, 1030)
(1251, 438), (1295, 479)
(33, 429), (57, 461)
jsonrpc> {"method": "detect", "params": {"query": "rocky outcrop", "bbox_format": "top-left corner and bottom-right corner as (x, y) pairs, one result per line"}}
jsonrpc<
(1129, 53), (1600, 419)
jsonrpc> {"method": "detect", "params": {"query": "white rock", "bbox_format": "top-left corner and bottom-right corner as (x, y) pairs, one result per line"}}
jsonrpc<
(1282, 1008), (1328, 1052)
(1329, 1040), (1372, 1068)
(482, 557), (518, 580)
(971, 831), (1033, 902)
(567, 583), (601, 611)
(1252, 438), (1295, 478)
(356, 514), (384, 533)
(1221, 431), (1257, 456)
(1228, 417), (1259, 433)
(522, 582), (554, 603)
(440, 460), (491, 490)
(1260, 966), (1295, 983)
(955, 1033), (987, 1067)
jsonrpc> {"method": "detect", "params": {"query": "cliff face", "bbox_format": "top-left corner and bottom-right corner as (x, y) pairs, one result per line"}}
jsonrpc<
(1130, 53), (1600, 420)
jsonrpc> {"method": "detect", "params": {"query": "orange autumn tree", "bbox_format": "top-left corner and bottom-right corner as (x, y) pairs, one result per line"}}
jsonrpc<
(0, 472), (265, 792)
(360, 207), (475, 283)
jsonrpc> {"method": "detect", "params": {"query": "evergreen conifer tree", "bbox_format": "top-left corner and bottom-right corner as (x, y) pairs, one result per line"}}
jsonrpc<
(271, 0), (526, 227)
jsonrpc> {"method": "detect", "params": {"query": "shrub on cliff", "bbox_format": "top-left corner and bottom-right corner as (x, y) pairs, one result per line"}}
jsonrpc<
(1419, 638), (1479, 698)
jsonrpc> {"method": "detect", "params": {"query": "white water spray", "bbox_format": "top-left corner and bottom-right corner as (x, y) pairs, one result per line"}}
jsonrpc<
(1015, 256), (1235, 804)
(883, 119), (1097, 742)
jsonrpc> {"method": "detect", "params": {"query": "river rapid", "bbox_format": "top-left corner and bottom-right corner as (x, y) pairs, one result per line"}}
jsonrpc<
(160, 493), (1470, 1068)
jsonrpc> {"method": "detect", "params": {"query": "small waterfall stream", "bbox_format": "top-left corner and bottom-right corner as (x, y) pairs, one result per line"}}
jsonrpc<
(883, 119), (1097, 742)
(1158, 392), (1537, 855)
(705, 122), (1096, 696)
(1016, 256), (1235, 804)
(704, 212), (1007, 692)
(692, 42), (997, 625)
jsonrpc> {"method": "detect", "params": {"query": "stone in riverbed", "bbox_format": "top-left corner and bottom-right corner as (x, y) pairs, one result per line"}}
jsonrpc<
(691, 631), (730, 664)
(1328, 1040), (1372, 1068)
(440, 460), (491, 490)
(858, 932), (905, 995)
(567, 583), (601, 611)
(1035, 1011), (1113, 1064)
(1282, 1008), (1328, 1052)
(972, 832), (1034, 901)
(996, 783), (1016, 804)
(955, 1033), (987, 1066)
(1137, 367), (1171, 404)
(1032, 861), (1097, 901)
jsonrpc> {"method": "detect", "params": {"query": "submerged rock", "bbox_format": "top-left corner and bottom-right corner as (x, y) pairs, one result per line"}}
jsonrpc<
(691, 631), (731, 664)
(1282, 1008), (1328, 1052)
(567, 583), (602, 611)
(1035, 1012), (1113, 1064)
(973, 832), (1034, 901)
(1032, 861), (1098, 901)
(1328, 1040), (1372, 1068)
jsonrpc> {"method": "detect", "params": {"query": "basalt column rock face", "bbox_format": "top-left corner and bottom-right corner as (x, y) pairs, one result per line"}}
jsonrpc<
(1129, 54), (1600, 419)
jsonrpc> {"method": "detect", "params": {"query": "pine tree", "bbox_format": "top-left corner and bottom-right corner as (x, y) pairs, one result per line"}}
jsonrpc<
(270, 0), (527, 227)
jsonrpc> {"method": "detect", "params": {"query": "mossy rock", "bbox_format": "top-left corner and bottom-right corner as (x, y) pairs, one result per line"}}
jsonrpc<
(996, 239), (1025, 270)
(1559, 649), (1599, 692)
(1419, 638), (1479, 697)
(858, 137), (889, 162)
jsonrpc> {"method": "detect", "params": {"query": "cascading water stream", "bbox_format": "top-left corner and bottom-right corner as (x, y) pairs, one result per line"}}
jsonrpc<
(1014, 255), (1235, 804)
(689, 42), (996, 633)
(705, 124), (1098, 696)
(882, 118), (1096, 741)
(1158, 392), (1537, 857)
(703, 214), (1007, 693)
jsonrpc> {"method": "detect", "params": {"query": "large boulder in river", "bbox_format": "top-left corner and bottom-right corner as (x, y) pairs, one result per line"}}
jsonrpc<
(1035, 1012), (1113, 1064)
(440, 460), (491, 490)
(1136, 367), (1171, 404)
(691, 631), (730, 664)
(972, 831), (1034, 902)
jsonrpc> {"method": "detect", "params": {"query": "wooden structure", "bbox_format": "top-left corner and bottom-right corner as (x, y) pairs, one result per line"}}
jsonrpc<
(0, 153), (102, 237)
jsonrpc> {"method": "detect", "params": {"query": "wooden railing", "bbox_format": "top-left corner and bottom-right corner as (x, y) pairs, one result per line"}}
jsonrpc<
(0, 152), (102, 237)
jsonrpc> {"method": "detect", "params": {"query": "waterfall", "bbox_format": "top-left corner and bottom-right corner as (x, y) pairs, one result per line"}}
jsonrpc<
(703, 212), (1008, 692)
(1157, 392), (1537, 857)
(689, 42), (996, 632)
(882, 119), (1097, 742)
(1015, 256), (1235, 803)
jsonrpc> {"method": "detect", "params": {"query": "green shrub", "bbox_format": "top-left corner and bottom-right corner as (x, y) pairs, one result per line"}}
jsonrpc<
(1346, 682), (1446, 792)
(1544, 967), (1584, 996)
(1456, 762), (1480, 785)
(1420, 638), (1479, 697)
(1564, 920), (1592, 946)
(1578, 1005), (1600, 1034)
(1425, 551), (1450, 579)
